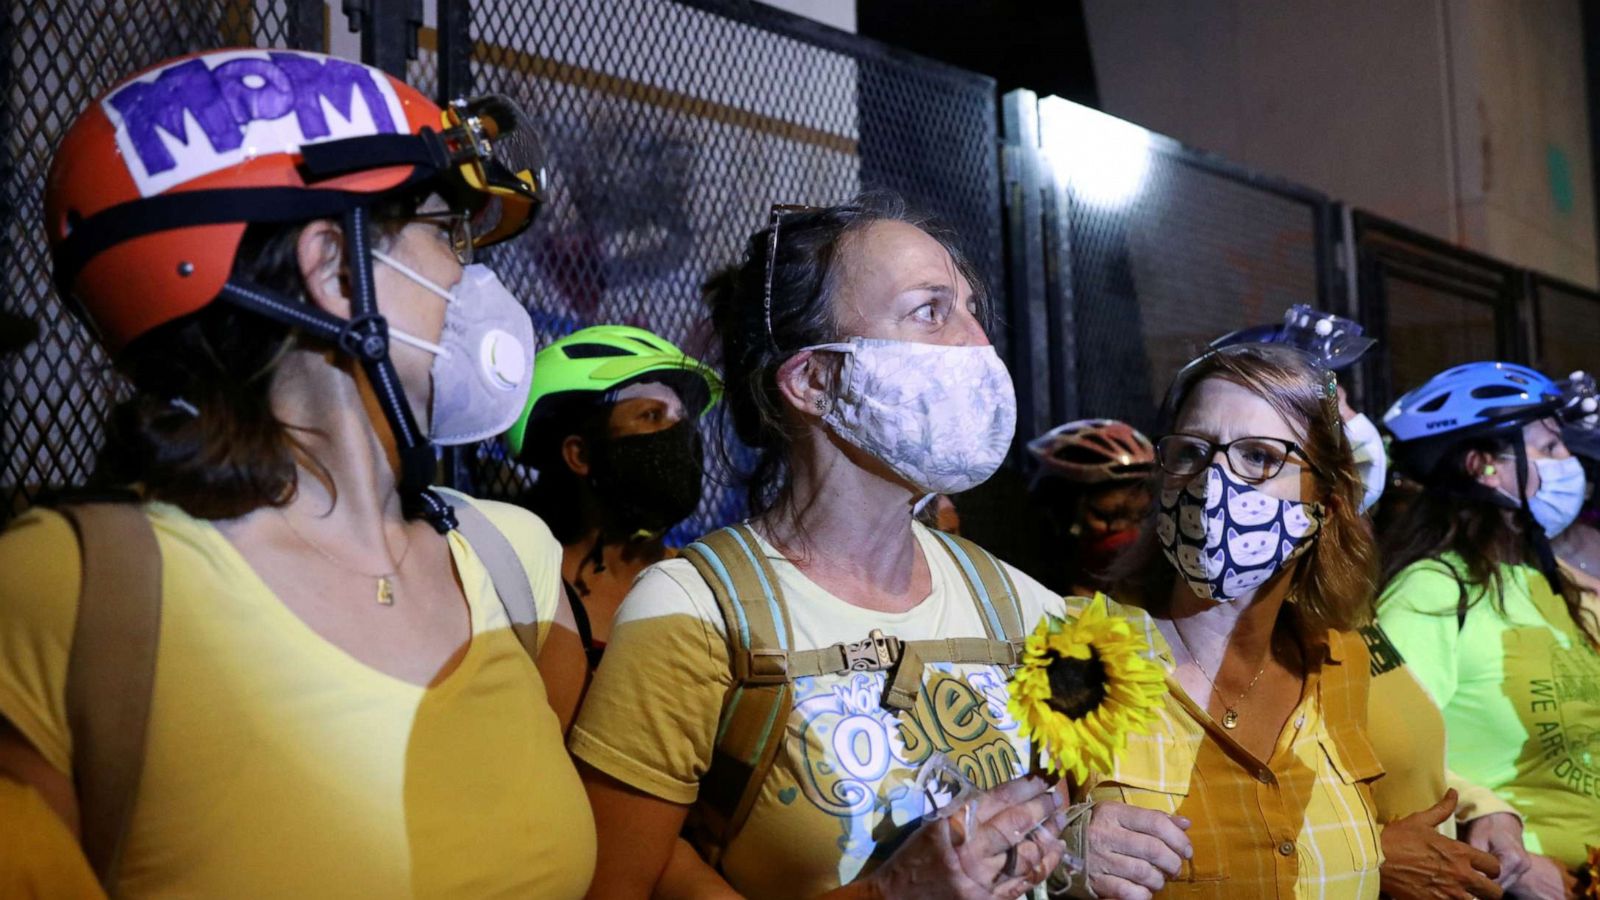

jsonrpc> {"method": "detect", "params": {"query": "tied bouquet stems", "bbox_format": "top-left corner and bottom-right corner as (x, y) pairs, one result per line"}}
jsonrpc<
(1008, 594), (1168, 784)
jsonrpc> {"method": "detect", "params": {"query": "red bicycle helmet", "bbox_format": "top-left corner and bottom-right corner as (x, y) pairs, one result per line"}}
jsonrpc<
(1028, 419), (1156, 484)
(44, 49), (546, 531)
(46, 48), (542, 352)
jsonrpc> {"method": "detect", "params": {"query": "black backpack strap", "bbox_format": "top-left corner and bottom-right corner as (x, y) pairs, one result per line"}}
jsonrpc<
(563, 581), (604, 669)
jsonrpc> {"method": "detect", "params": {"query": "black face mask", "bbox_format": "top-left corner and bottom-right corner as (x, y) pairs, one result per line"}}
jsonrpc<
(587, 418), (705, 540)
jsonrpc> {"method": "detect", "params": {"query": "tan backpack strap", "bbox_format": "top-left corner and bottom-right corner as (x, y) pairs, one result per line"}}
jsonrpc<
(451, 498), (541, 662)
(781, 633), (1020, 679)
(927, 531), (1027, 642)
(59, 503), (163, 893)
(680, 524), (792, 866)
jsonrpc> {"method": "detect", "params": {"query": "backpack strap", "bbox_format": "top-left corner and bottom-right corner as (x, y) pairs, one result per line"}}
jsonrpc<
(926, 530), (1027, 642)
(873, 530), (1027, 709)
(58, 503), (163, 893)
(680, 524), (791, 867)
(450, 497), (542, 663)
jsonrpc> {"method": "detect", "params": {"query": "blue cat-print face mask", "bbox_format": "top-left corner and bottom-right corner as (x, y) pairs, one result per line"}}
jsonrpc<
(1156, 464), (1325, 603)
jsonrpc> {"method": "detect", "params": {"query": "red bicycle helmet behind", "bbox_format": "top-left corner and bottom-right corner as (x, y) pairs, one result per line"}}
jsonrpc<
(1028, 419), (1156, 484)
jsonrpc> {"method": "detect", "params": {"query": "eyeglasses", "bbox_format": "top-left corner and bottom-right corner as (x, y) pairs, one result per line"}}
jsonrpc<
(763, 203), (815, 349)
(1155, 433), (1313, 483)
(406, 211), (474, 265)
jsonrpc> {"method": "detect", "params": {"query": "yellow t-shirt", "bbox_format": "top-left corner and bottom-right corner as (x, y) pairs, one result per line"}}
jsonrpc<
(569, 522), (1063, 899)
(1360, 624), (1520, 834)
(0, 777), (104, 899)
(0, 498), (596, 898)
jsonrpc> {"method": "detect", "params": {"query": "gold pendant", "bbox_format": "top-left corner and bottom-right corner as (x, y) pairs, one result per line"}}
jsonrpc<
(1221, 708), (1239, 729)
(377, 577), (395, 606)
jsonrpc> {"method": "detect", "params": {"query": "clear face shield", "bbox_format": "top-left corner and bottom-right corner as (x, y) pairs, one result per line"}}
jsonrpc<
(437, 94), (547, 248)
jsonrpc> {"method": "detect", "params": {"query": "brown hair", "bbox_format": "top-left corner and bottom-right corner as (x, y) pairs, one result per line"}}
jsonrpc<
(1378, 433), (1600, 646)
(1115, 344), (1378, 634)
(90, 194), (421, 519)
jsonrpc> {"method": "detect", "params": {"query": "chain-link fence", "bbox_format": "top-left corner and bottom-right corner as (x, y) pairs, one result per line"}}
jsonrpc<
(452, 0), (1002, 541)
(1, 0), (1001, 539)
(2, 0), (323, 519)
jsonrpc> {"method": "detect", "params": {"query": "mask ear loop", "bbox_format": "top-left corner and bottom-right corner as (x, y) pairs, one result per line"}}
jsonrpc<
(1512, 437), (1564, 586)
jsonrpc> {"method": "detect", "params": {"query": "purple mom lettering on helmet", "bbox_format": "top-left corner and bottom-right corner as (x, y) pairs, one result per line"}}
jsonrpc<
(104, 50), (402, 193)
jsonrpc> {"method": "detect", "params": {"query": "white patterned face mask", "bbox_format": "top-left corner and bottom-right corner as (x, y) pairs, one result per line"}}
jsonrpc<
(1156, 464), (1324, 602)
(800, 337), (1017, 494)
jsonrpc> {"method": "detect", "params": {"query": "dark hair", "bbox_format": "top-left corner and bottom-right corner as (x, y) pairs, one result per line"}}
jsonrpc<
(703, 193), (992, 517)
(1378, 432), (1600, 646)
(90, 193), (421, 519)
(518, 402), (610, 545)
(1114, 344), (1378, 634)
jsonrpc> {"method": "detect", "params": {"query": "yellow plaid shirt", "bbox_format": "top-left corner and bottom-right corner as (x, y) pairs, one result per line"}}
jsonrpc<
(1072, 597), (1384, 899)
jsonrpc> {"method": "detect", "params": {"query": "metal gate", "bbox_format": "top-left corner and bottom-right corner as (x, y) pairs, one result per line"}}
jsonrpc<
(1351, 212), (1527, 413)
(1000, 89), (1340, 439)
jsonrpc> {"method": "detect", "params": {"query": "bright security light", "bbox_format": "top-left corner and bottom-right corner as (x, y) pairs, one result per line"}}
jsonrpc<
(1038, 95), (1152, 211)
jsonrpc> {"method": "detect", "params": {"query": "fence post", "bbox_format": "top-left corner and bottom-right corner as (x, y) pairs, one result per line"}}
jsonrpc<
(1000, 89), (1051, 445)
(344, 0), (424, 77)
(436, 0), (472, 104)
(288, 0), (327, 52)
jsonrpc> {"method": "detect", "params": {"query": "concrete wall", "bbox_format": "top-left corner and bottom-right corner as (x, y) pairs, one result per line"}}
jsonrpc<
(1083, 0), (1597, 287)
(756, 0), (856, 33)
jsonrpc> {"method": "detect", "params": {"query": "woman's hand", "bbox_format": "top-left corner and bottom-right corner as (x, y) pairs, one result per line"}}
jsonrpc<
(1462, 811), (1531, 891)
(1508, 854), (1577, 900)
(1379, 790), (1503, 900)
(1078, 801), (1192, 900)
(858, 775), (1068, 900)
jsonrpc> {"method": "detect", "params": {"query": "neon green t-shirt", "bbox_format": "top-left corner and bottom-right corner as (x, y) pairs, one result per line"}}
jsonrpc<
(1376, 556), (1600, 867)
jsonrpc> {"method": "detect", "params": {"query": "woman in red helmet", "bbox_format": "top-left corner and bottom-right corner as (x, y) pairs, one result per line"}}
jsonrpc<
(0, 50), (594, 896)
(1027, 419), (1157, 596)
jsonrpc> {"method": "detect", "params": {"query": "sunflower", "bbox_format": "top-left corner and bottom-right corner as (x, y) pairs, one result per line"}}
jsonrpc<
(1579, 845), (1600, 899)
(1008, 594), (1168, 784)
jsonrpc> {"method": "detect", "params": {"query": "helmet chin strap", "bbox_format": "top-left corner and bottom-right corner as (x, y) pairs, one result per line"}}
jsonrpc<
(214, 203), (457, 534)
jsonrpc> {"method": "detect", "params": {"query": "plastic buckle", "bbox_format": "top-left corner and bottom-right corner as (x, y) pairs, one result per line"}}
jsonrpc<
(842, 629), (899, 672)
(743, 648), (790, 685)
(337, 314), (389, 362)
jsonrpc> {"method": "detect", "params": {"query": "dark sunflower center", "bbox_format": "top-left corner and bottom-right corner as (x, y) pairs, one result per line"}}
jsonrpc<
(1043, 647), (1108, 720)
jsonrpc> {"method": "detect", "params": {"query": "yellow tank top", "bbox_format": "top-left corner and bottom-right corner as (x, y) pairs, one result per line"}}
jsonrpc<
(0, 501), (595, 898)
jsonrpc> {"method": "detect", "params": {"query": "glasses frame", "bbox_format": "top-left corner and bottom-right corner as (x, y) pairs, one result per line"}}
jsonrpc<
(762, 203), (818, 350)
(406, 211), (475, 265)
(1155, 433), (1316, 484)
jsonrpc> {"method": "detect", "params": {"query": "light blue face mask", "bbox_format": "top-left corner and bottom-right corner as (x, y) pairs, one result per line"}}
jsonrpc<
(1527, 456), (1587, 537)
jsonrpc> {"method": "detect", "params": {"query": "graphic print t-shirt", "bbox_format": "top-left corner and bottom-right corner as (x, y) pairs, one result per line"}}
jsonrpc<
(569, 522), (1063, 899)
(1377, 557), (1600, 867)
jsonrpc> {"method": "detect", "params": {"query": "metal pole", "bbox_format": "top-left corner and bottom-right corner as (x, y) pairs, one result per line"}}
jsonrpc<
(288, 0), (327, 52)
(436, 0), (472, 104)
(1000, 89), (1050, 444)
(345, 0), (423, 78)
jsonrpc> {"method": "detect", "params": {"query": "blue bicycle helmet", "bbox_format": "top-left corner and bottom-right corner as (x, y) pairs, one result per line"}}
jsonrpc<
(1383, 361), (1562, 478)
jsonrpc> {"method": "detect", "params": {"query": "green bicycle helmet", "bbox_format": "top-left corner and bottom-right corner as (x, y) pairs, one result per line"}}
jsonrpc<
(505, 324), (722, 459)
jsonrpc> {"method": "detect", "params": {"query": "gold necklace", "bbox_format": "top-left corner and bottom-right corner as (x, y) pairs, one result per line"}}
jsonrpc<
(1169, 621), (1270, 730)
(279, 512), (414, 605)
